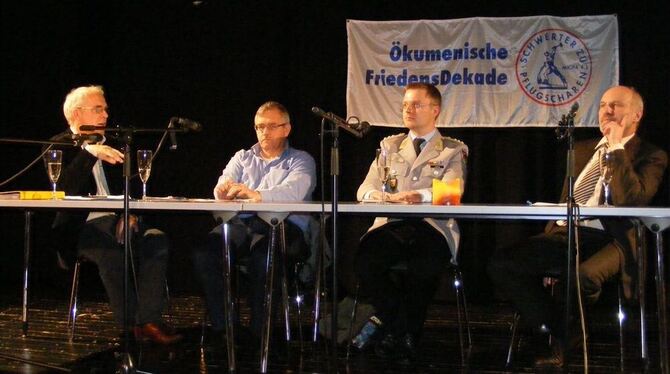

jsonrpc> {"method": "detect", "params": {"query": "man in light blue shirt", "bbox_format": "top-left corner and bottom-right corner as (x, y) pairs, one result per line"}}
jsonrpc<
(194, 101), (316, 344)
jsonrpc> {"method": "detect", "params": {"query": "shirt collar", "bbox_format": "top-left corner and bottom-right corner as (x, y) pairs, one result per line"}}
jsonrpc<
(251, 142), (290, 159)
(409, 129), (438, 143)
(595, 134), (634, 149)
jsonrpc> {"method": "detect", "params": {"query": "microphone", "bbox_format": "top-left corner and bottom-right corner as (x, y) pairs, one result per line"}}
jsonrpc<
(311, 107), (370, 138)
(79, 124), (106, 132)
(558, 102), (579, 127)
(166, 117), (202, 150)
(170, 117), (202, 132)
(556, 102), (580, 139)
(168, 118), (179, 150)
(70, 133), (103, 146)
(566, 102), (579, 118)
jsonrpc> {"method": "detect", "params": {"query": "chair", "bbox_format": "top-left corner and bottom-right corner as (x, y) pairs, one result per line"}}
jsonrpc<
(66, 257), (171, 342)
(504, 273), (632, 371)
(346, 262), (473, 365)
(204, 214), (309, 373)
(506, 222), (652, 372)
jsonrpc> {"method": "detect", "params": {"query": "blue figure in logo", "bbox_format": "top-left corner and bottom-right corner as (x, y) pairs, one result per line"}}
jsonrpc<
(537, 43), (568, 89)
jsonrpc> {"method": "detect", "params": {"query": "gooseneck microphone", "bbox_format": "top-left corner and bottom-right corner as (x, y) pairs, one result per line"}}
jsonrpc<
(71, 133), (103, 144)
(78, 124), (106, 132)
(558, 102), (579, 127)
(169, 117), (203, 132)
(167, 117), (202, 150)
(311, 107), (370, 138)
(556, 102), (580, 140)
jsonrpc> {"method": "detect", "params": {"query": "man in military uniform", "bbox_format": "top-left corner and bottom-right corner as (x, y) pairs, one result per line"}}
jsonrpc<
(351, 82), (468, 362)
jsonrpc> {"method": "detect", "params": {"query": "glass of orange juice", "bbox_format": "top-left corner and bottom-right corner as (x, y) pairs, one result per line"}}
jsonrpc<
(432, 178), (462, 205)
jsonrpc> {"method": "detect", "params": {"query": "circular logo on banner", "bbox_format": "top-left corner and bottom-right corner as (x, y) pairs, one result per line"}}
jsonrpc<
(515, 28), (592, 106)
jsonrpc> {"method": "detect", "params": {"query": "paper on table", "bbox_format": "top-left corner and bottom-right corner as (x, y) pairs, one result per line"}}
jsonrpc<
(65, 195), (124, 200)
(360, 198), (408, 204)
(529, 201), (567, 206)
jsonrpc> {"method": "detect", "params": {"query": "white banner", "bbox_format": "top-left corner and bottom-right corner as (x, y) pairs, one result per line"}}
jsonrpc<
(346, 16), (619, 127)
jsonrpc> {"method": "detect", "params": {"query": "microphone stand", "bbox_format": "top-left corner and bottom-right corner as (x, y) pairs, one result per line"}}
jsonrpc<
(318, 118), (340, 370)
(313, 111), (367, 370)
(0, 137), (86, 147)
(96, 125), (187, 374)
(556, 114), (576, 372)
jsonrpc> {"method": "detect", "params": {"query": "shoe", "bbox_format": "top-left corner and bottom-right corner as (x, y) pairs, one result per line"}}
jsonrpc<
(375, 333), (417, 364)
(397, 333), (417, 362)
(350, 315), (384, 351)
(374, 332), (399, 359)
(534, 338), (564, 368)
(534, 323), (585, 368)
(133, 322), (183, 345)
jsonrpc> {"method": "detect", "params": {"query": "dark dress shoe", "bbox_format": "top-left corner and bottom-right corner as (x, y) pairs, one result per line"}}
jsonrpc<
(376, 333), (417, 364)
(397, 333), (417, 362)
(350, 316), (384, 351)
(134, 322), (183, 345)
(534, 338), (564, 368)
(374, 333), (399, 359)
(534, 323), (584, 368)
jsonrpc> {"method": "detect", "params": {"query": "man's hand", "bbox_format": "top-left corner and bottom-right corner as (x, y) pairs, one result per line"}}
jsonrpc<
(387, 190), (423, 203)
(115, 214), (139, 244)
(601, 114), (629, 146)
(214, 180), (262, 202)
(85, 144), (124, 164)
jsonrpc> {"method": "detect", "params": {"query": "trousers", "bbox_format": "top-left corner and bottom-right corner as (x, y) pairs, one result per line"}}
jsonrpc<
(78, 214), (169, 326)
(487, 225), (622, 330)
(354, 220), (449, 336)
(193, 216), (308, 337)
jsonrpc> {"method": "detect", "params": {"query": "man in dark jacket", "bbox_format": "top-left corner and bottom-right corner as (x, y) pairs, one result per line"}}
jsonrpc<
(50, 85), (181, 344)
(488, 85), (667, 367)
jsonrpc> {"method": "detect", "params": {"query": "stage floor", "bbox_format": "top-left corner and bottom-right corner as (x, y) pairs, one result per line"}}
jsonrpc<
(0, 295), (661, 373)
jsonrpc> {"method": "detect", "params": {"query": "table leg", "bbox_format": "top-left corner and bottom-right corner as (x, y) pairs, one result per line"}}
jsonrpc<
(221, 222), (236, 372)
(653, 230), (668, 374)
(312, 235), (323, 342)
(260, 219), (279, 373)
(279, 223), (291, 342)
(22, 210), (32, 336)
(636, 222), (649, 370)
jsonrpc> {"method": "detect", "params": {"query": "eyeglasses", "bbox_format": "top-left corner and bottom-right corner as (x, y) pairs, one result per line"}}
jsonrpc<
(254, 122), (287, 132)
(78, 106), (109, 114)
(402, 102), (435, 111)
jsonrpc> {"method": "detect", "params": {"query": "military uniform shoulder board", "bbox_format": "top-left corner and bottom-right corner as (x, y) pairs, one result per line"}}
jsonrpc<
(382, 133), (407, 142)
(442, 136), (468, 160)
(441, 136), (466, 146)
(381, 133), (407, 146)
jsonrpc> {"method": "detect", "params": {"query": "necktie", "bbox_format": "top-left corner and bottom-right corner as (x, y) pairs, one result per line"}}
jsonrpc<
(413, 138), (425, 156)
(573, 145), (607, 205)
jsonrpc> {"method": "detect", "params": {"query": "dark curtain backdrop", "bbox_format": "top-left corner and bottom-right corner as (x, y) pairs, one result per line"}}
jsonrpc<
(1, 1), (668, 305)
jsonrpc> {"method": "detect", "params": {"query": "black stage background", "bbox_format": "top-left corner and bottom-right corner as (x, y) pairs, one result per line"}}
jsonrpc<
(1, 1), (668, 305)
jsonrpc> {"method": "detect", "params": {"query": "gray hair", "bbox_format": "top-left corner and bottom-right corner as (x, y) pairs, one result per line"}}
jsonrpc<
(63, 85), (105, 125)
(255, 101), (290, 123)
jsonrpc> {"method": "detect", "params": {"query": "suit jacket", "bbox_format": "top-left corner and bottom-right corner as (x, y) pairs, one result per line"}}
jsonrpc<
(357, 132), (468, 261)
(48, 130), (125, 265)
(546, 136), (667, 298)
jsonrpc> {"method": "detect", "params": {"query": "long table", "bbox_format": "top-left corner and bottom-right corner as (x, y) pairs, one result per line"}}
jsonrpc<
(2, 199), (669, 373)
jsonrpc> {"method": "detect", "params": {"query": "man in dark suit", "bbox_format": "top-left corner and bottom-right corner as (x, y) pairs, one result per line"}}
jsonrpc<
(488, 85), (667, 367)
(50, 85), (181, 344)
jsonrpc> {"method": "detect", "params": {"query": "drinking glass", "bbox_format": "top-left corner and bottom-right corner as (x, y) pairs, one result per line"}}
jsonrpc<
(601, 151), (614, 206)
(137, 150), (153, 200)
(376, 148), (390, 204)
(45, 149), (62, 199)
